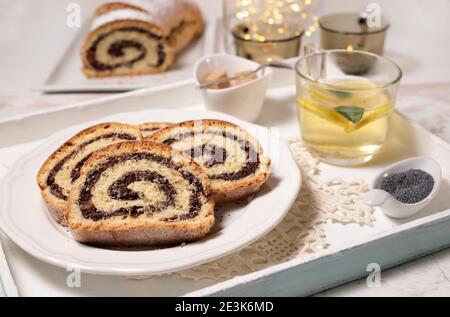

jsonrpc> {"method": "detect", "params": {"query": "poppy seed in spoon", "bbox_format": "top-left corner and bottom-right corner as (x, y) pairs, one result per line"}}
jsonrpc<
(380, 169), (434, 204)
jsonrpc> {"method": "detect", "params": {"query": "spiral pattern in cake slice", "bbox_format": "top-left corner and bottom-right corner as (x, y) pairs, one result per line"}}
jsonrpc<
(37, 122), (142, 224)
(139, 122), (172, 138)
(67, 141), (214, 246)
(149, 119), (272, 202)
(81, 0), (204, 78)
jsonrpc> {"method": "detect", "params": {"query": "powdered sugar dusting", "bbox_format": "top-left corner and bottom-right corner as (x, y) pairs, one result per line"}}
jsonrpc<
(91, 0), (199, 34)
(91, 9), (156, 32)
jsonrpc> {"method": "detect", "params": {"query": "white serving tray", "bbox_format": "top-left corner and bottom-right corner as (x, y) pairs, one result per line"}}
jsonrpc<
(35, 18), (219, 93)
(0, 236), (18, 297)
(0, 77), (449, 296)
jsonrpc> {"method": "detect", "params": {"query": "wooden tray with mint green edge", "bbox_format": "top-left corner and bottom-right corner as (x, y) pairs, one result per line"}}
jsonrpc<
(0, 235), (18, 297)
(0, 72), (449, 296)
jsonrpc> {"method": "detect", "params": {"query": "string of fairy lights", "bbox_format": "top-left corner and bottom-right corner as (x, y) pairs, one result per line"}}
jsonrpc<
(232, 0), (319, 40)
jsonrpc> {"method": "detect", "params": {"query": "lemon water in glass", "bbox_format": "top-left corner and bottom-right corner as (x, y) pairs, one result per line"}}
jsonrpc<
(295, 50), (401, 166)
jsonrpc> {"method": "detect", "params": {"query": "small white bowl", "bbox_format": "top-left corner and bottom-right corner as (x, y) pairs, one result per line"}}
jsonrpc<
(193, 54), (272, 122)
(363, 156), (442, 218)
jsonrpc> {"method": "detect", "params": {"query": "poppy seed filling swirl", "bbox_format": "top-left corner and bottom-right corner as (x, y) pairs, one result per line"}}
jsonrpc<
(86, 27), (166, 71)
(46, 133), (137, 201)
(78, 152), (206, 222)
(163, 130), (261, 181)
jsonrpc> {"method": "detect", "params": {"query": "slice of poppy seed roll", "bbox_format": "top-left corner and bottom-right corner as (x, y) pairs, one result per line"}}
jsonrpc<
(149, 119), (272, 203)
(67, 140), (214, 246)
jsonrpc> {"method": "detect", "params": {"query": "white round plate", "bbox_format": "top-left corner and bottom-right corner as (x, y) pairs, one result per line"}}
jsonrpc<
(0, 109), (301, 275)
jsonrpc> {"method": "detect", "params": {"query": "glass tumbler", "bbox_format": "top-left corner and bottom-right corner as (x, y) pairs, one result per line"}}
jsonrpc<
(295, 49), (402, 166)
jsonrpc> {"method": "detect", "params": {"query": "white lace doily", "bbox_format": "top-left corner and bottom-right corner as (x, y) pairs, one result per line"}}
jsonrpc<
(175, 139), (374, 281)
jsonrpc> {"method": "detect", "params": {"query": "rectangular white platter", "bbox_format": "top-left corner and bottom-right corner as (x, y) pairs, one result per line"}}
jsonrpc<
(35, 17), (219, 93)
(0, 73), (449, 296)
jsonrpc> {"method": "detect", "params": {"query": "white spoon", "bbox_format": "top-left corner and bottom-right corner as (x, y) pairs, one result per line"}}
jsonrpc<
(363, 156), (442, 218)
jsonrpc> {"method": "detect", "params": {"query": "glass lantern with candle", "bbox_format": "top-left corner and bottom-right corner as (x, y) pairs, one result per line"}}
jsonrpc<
(223, 0), (317, 63)
(319, 12), (389, 55)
